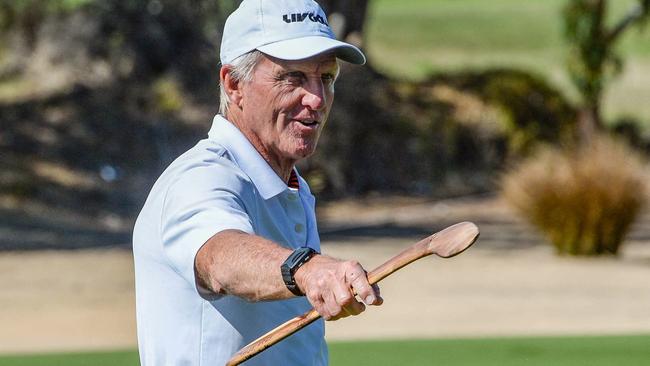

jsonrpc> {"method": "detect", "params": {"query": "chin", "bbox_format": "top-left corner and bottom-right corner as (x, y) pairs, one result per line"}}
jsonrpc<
(291, 144), (317, 160)
(292, 148), (316, 160)
(285, 138), (319, 159)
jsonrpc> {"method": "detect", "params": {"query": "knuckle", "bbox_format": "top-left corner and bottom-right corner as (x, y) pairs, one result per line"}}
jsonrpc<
(344, 260), (360, 269)
(352, 279), (371, 294)
(329, 305), (342, 317)
(306, 292), (319, 304)
(315, 304), (329, 318)
(339, 291), (353, 302)
(360, 282), (374, 292)
(339, 295), (353, 307)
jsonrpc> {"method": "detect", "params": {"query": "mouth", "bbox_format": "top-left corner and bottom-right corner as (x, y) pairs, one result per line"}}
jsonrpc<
(294, 119), (320, 127)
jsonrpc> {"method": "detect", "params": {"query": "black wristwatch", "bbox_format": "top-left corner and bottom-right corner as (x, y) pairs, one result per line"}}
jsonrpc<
(281, 247), (318, 296)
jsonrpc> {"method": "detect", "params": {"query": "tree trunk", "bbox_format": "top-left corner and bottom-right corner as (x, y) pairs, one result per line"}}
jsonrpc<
(577, 104), (600, 145)
(318, 0), (369, 47)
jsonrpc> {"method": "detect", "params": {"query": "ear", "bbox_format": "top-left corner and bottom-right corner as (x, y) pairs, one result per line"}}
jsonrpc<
(220, 65), (244, 109)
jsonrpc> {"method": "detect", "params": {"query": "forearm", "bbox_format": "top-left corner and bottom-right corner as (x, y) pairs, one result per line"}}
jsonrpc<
(194, 229), (383, 320)
(195, 229), (294, 301)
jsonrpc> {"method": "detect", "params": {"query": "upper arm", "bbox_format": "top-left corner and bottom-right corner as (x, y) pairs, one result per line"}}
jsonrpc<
(160, 161), (255, 293)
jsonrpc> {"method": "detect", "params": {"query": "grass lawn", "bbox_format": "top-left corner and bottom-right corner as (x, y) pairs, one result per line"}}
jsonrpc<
(366, 0), (650, 126)
(329, 334), (650, 366)
(0, 350), (140, 366)
(1, 334), (648, 366)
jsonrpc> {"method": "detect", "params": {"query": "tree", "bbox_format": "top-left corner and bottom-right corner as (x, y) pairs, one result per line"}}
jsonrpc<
(501, 0), (650, 257)
(563, 0), (650, 143)
(318, 0), (369, 47)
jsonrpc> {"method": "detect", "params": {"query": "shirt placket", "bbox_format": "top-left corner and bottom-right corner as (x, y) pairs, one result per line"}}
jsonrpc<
(284, 189), (308, 247)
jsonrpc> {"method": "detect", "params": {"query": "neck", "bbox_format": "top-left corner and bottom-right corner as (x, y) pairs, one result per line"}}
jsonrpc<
(226, 112), (295, 183)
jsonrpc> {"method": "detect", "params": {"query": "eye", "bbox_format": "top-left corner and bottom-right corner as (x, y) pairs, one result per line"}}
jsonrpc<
(321, 73), (336, 85)
(284, 71), (306, 85)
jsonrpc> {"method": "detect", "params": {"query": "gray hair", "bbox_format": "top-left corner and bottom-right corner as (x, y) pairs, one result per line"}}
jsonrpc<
(219, 50), (264, 117)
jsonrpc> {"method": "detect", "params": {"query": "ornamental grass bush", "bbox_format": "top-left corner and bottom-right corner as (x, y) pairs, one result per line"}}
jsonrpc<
(502, 135), (647, 255)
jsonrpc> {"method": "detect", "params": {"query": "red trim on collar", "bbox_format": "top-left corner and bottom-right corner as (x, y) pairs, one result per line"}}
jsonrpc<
(288, 170), (300, 189)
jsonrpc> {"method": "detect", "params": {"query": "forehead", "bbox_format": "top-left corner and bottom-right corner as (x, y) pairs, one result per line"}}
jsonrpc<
(259, 52), (339, 73)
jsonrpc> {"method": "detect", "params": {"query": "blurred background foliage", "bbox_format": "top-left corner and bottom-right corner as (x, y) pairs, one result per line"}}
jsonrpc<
(563, 0), (649, 141)
(503, 135), (647, 255)
(0, 0), (648, 253)
(501, 0), (650, 256)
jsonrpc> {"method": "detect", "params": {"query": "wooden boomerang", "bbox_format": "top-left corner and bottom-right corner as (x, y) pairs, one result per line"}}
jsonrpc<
(226, 221), (479, 366)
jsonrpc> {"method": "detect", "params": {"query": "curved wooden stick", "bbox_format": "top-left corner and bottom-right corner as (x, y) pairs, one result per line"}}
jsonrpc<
(226, 221), (479, 366)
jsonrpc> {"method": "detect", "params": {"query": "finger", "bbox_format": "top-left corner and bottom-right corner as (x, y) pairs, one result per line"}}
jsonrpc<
(305, 289), (330, 320)
(343, 298), (365, 316)
(371, 283), (383, 305)
(332, 280), (365, 317)
(322, 289), (341, 320)
(346, 268), (376, 305)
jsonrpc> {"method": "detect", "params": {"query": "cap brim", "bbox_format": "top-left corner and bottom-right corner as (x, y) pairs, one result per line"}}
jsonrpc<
(257, 36), (366, 65)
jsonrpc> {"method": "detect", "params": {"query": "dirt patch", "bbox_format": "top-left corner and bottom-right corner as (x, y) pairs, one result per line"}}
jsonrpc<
(2, 196), (650, 354)
(0, 249), (136, 354)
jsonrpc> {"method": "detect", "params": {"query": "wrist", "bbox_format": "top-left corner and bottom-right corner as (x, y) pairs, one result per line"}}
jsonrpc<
(281, 247), (318, 296)
(293, 253), (324, 295)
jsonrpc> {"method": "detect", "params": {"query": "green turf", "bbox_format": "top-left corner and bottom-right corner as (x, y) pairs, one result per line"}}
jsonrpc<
(366, 0), (650, 77)
(329, 334), (650, 366)
(365, 0), (650, 125)
(0, 350), (140, 366)
(1, 334), (649, 366)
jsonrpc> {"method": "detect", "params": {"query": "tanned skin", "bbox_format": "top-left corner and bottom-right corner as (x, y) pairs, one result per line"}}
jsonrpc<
(194, 53), (382, 320)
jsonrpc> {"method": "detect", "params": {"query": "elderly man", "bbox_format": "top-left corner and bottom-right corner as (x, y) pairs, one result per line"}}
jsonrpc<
(133, 0), (382, 365)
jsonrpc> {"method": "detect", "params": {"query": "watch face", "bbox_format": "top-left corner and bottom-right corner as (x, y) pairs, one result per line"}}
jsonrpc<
(282, 247), (317, 296)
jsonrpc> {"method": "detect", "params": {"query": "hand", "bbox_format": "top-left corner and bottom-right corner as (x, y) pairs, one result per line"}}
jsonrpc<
(293, 255), (383, 320)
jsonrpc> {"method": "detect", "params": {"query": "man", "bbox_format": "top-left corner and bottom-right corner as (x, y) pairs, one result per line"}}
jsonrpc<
(132, 0), (382, 365)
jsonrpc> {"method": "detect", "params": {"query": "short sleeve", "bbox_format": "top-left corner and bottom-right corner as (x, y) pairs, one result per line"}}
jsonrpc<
(160, 161), (255, 289)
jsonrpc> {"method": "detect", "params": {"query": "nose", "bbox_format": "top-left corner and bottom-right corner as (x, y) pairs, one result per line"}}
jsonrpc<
(302, 79), (327, 111)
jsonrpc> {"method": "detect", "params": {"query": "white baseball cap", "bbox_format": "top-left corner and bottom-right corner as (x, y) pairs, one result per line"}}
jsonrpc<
(219, 0), (366, 65)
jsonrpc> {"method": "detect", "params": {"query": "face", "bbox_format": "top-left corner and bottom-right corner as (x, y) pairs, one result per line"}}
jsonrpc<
(235, 53), (339, 169)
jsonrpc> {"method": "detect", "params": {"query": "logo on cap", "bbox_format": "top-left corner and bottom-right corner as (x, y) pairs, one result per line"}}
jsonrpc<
(282, 12), (329, 26)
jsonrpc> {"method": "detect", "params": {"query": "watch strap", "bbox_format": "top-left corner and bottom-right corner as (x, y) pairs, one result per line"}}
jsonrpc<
(281, 247), (318, 296)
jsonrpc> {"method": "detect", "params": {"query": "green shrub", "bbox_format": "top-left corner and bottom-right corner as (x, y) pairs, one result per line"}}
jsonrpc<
(424, 68), (578, 157)
(502, 135), (646, 255)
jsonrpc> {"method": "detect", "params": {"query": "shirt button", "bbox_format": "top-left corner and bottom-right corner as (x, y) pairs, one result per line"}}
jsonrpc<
(294, 223), (304, 233)
(288, 193), (298, 201)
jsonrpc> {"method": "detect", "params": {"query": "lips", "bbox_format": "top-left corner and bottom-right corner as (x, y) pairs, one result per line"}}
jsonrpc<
(293, 119), (320, 128)
(298, 119), (318, 126)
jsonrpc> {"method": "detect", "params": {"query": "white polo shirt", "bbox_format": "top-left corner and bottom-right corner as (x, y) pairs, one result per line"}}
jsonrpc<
(133, 115), (327, 366)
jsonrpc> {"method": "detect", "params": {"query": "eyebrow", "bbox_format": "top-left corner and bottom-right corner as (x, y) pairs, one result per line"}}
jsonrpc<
(275, 57), (338, 71)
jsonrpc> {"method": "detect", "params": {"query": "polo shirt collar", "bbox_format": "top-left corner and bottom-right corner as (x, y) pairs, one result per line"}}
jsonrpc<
(208, 114), (290, 200)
